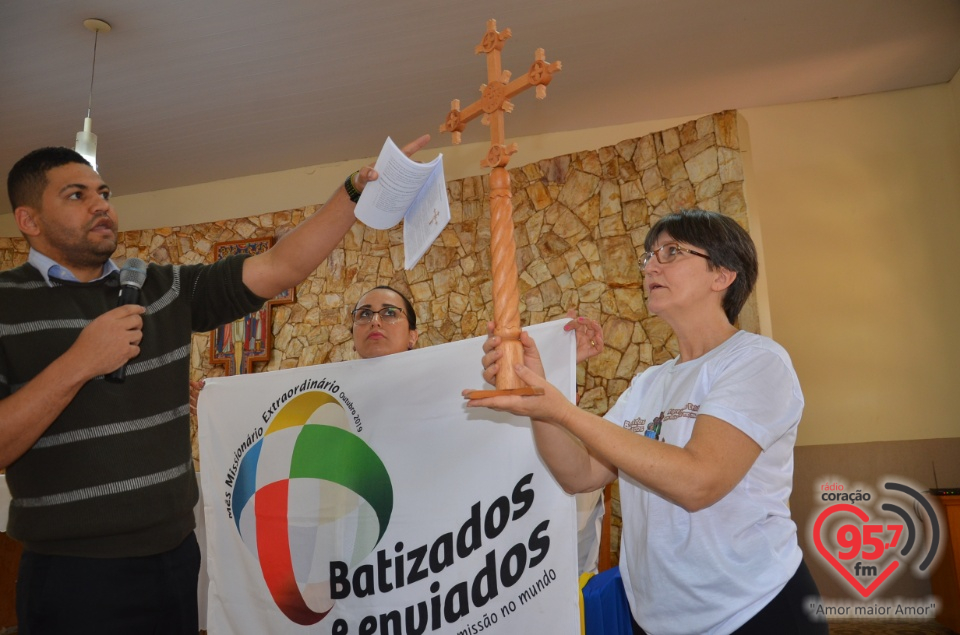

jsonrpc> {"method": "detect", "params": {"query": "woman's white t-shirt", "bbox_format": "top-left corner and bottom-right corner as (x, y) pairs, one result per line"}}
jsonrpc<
(604, 330), (804, 635)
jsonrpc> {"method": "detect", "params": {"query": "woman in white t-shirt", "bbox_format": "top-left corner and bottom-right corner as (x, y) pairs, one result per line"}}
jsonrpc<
(466, 210), (825, 635)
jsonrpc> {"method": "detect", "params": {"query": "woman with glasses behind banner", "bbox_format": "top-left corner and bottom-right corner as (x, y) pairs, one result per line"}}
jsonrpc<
(465, 209), (825, 635)
(349, 285), (419, 358)
(190, 286), (419, 406)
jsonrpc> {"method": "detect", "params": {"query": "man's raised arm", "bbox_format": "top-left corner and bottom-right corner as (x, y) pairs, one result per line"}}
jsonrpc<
(242, 134), (431, 299)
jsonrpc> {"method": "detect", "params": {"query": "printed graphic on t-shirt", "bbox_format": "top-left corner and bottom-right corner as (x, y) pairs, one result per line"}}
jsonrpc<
(664, 402), (699, 423)
(644, 412), (663, 439)
(622, 402), (699, 442)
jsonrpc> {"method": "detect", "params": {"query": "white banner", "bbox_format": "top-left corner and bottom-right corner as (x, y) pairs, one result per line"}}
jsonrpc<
(199, 320), (580, 634)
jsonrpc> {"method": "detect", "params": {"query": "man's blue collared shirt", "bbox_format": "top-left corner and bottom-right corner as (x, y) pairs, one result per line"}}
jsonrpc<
(27, 248), (119, 286)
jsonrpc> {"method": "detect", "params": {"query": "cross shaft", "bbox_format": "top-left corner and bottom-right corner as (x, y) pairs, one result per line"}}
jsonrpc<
(441, 19), (561, 395)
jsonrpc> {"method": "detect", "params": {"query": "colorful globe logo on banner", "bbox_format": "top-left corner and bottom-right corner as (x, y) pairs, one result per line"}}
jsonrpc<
(230, 391), (393, 625)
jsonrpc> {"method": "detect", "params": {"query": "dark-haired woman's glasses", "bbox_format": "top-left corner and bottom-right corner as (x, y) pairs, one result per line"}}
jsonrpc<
(352, 306), (405, 325)
(639, 242), (710, 270)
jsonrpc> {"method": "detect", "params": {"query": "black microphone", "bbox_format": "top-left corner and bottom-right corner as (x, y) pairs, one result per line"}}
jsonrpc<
(105, 258), (148, 383)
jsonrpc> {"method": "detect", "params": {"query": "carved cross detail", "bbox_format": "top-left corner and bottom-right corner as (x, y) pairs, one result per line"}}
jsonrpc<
(441, 19), (562, 170)
(441, 19), (561, 395)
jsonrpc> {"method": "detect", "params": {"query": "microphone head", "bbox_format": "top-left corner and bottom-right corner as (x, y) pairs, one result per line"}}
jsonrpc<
(119, 257), (148, 289)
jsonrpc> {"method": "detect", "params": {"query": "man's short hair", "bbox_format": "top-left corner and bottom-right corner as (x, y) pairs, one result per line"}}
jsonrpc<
(7, 147), (90, 210)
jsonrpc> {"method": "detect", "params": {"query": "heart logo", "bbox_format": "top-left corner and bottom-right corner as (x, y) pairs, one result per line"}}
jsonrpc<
(813, 504), (899, 598)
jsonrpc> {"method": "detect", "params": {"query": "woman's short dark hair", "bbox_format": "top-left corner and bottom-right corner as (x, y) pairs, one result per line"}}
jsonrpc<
(356, 285), (417, 330)
(644, 209), (758, 324)
(7, 147), (90, 210)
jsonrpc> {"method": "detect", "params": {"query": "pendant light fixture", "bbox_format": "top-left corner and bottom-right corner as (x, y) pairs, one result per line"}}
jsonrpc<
(74, 18), (111, 170)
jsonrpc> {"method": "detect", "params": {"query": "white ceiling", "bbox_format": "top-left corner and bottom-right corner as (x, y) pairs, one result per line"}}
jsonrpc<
(2, 0), (959, 216)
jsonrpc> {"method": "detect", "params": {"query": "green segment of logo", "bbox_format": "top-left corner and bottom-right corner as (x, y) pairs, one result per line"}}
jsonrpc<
(290, 424), (394, 543)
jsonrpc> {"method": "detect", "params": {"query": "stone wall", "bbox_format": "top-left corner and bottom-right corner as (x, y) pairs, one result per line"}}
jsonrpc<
(0, 110), (752, 566)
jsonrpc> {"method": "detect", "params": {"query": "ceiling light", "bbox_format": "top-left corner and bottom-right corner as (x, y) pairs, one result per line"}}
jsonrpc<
(74, 18), (111, 171)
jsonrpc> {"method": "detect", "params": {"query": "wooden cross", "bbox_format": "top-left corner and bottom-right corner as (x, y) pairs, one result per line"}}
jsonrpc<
(441, 19), (561, 397)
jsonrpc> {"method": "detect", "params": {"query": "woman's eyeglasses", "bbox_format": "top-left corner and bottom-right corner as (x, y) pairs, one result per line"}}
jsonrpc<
(639, 242), (709, 270)
(352, 306), (405, 325)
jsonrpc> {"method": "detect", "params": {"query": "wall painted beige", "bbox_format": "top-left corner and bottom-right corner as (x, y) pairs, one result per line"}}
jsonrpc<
(951, 65), (960, 127)
(3, 76), (958, 448)
(741, 76), (960, 445)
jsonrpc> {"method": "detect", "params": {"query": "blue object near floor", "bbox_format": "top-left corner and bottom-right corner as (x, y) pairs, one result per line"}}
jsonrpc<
(582, 566), (633, 635)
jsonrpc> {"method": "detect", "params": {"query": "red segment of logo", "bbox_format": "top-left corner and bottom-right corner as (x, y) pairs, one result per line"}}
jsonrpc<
(256, 479), (331, 625)
(813, 504), (899, 598)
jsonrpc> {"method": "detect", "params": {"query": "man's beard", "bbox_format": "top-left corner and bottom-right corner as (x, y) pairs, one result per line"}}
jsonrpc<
(61, 242), (116, 269)
(46, 226), (117, 270)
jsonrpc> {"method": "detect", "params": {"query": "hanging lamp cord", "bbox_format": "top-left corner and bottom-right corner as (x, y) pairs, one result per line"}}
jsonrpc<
(87, 29), (101, 118)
